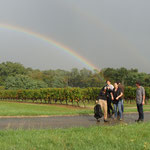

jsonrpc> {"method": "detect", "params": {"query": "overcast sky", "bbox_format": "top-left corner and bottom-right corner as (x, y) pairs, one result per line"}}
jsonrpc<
(0, 0), (150, 72)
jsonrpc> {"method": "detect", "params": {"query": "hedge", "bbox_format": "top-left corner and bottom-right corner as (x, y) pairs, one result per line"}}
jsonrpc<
(0, 87), (150, 106)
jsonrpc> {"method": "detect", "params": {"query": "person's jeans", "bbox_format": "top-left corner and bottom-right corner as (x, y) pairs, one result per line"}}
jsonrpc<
(114, 101), (122, 119)
(137, 103), (144, 120)
(121, 99), (124, 113)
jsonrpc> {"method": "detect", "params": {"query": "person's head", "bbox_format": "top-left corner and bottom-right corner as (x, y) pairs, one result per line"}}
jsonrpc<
(102, 86), (107, 93)
(117, 80), (121, 85)
(136, 81), (141, 88)
(114, 82), (118, 89)
(106, 80), (111, 85)
(96, 100), (99, 104)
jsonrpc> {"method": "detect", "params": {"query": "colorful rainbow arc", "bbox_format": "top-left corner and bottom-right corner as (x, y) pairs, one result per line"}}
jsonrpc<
(0, 23), (100, 71)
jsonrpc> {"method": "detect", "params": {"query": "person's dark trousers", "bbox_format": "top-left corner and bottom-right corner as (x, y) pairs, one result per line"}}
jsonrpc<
(137, 103), (144, 121)
(107, 98), (114, 115)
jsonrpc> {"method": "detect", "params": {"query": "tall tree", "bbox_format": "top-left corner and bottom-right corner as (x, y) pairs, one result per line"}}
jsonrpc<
(0, 62), (26, 85)
(5, 75), (48, 89)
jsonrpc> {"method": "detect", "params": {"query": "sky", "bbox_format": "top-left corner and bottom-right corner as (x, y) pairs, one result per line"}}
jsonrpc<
(0, 0), (150, 72)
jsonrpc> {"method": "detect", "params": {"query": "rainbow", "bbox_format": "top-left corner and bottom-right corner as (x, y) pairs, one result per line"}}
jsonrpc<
(0, 23), (100, 71)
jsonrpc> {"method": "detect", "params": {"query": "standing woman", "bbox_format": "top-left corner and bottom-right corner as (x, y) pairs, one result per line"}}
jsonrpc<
(111, 82), (123, 120)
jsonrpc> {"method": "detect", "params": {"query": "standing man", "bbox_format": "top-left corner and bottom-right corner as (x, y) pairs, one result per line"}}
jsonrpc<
(106, 80), (114, 117)
(135, 81), (145, 122)
(98, 86), (108, 122)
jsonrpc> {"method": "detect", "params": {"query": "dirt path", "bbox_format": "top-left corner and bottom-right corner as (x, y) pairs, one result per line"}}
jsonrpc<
(0, 112), (150, 130)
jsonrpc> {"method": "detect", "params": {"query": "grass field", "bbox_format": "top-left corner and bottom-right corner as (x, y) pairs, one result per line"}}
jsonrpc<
(0, 101), (92, 116)
(0, 101), (150, 116)
(0, 122), (149, 150)
(0, 101), (149, 150)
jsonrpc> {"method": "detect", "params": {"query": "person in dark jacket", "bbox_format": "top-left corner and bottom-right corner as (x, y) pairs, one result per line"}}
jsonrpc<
(117, 81), (124, 113)
(111, 82), (123, 120)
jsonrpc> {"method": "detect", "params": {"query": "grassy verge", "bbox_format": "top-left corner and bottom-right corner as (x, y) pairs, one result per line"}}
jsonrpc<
(0, 122), (150, 150)
(0, 101), (150, 116)
(125, 106), (150, 112)
(0, 101), (93, 116)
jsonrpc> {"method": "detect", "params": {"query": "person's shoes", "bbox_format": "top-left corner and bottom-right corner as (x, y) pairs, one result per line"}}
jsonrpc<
(139, 119), (144, 122)
(108, 114), (112, 118)
(110, 115), (114, 119)
(135, 119), (144, 122)
(135, 119), (140, 122)
(97, 119), (100, 122)
(104, 119), (109, 122)
(119, 118), (123, 121)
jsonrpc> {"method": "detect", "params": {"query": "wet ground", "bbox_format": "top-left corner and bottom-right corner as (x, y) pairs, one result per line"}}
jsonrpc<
(0, 112), (150, 129)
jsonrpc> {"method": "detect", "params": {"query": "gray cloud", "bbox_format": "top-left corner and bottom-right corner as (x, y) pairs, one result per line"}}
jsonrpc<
(0, 0), (150, 72)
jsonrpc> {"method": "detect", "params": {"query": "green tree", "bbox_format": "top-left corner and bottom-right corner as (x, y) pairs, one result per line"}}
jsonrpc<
(5, 75), (48, 89)
(51, 69), (69, 88)
(0, 62), (27, 85)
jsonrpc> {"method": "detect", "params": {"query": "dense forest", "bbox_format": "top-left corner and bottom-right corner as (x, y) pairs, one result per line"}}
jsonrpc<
(0, 62), (150, 89)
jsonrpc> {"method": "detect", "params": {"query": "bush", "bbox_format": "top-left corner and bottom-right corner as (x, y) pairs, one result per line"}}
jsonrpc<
(0, 87), (150, 106)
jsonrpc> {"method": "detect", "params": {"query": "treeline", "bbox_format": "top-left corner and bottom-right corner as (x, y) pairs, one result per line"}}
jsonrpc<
(102, 68), (150, 86)
(0, 87), (150, 106)
(0, 62), (104, 89)
(0, 62), (150, 89)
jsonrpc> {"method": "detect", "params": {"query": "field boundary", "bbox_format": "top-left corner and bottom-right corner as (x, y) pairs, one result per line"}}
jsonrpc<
(0, 111), (150, 119)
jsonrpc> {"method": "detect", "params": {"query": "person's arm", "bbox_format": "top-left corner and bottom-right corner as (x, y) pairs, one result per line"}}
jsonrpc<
(142, 88), (145, 105)
(110, 92), (114, 100)
(116, 92), (123, 100)
(142, 95), (145, 105)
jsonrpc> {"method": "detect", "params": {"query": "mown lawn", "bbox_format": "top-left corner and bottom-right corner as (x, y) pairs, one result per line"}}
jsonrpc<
(0, 101), (92, 116)
(0, 122), (150, 150)
(0, 101), (150, 116)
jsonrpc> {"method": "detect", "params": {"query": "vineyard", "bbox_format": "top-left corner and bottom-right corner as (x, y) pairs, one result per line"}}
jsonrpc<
(0, 87), (150, 106)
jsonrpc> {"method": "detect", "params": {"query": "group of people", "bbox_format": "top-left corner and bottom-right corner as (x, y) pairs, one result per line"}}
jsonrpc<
(97, 80), (145, 122)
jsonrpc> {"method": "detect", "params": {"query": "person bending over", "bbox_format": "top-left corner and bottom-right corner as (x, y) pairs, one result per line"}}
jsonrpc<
(98, 86), (108, 122)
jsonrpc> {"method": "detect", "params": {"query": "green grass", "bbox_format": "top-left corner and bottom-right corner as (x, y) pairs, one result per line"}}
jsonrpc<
(0, 101), (150, 116)
(0, 101), (93, 116)
(124, 102), (150, 112)
(0, 122), (150, 150)
(125, 106), (150, 112)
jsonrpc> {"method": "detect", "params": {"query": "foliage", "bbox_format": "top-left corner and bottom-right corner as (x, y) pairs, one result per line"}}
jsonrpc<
(0, 87), (150, 105)
(0, 61), (27, 85)
(102, 67), (150, 86)
(0, 62), (105, 88)
(0, 61), (150, 88)
(5, 75), (48, 89)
